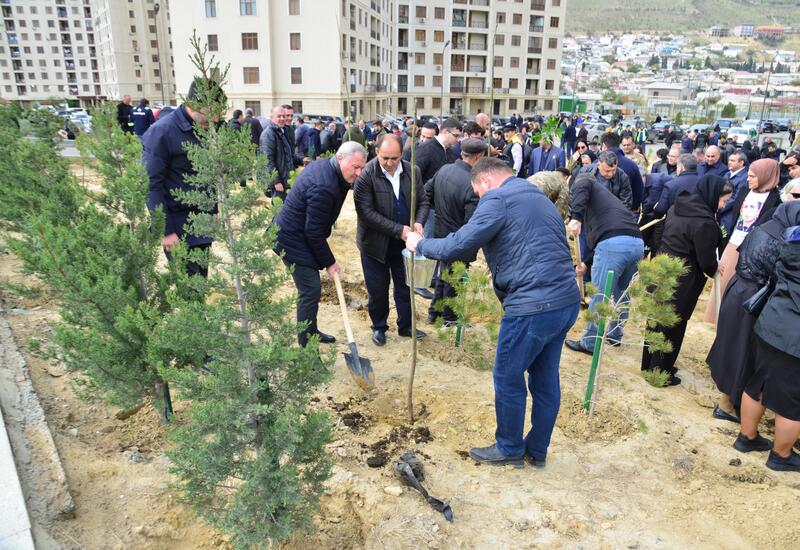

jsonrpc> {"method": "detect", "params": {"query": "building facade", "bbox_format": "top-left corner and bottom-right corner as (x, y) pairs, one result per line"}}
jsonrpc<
(171, 0), (565, 119)
(0, 0), (175, 106)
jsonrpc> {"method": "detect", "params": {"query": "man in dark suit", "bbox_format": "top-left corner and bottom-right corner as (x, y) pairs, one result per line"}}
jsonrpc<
(354, 134), (430, 346)
(528, 138), (565, 176)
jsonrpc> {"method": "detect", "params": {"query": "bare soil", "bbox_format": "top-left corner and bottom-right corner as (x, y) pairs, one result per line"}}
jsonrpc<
(2, 188), (799, 549)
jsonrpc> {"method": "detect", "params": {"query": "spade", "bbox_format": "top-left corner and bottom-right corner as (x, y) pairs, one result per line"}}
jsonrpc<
(332, 272), (375, 390)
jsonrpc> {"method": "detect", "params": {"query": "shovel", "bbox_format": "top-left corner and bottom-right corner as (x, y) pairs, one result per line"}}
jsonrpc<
(332, 272), (375, 390)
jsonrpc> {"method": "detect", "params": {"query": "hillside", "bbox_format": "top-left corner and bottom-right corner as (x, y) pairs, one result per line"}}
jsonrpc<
(566, 0), (792, 34)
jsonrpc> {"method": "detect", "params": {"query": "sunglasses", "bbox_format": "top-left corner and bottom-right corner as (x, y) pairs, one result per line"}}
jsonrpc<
(577, 145), (587, 150)
(791, 193), (800, 199)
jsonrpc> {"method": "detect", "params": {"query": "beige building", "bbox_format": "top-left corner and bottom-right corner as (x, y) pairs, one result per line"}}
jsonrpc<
(172, 0), (564, 119)
(0, 0), (175, 106)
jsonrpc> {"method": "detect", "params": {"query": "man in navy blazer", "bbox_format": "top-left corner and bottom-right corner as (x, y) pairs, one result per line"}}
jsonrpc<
(527, 138), (565, 176)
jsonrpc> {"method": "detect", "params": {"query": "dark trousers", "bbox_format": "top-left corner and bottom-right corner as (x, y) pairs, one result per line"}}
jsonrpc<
(165, 243), (211, 279)
(360, 242), (411, 333)
(429, 261), (466, 323)
(284, 260), (321, 346)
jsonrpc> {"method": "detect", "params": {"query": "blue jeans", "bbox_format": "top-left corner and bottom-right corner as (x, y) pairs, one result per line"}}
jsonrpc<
(580, 235), (643, 350)
(493, 304), (580, 460)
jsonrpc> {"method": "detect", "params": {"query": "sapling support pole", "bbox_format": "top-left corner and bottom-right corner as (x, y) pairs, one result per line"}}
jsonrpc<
(454, 271), (469, 348)
(407, 113), (419, 424)
(582, 270), (615, 414)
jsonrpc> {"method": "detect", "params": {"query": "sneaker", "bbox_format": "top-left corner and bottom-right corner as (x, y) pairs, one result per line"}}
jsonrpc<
(733, 432), (772, 453)
(766, 450), (800, 472)
(468, 444), (525, 467)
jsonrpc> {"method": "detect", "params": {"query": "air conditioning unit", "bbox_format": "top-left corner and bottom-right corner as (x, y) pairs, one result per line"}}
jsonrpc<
(418, 17), (426, 24)
(421, 41), (427, 46)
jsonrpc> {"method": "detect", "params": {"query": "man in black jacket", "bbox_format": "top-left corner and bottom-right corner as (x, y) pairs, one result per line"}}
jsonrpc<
(116, 95), (133, 133)
(425, 138), (484, 324)
(564, 173), (644, 355)
(259, 106), (293, 200)
(242, 108), (262, 149)
(274, 142), (367, 346)
(354, 134), (430, 346)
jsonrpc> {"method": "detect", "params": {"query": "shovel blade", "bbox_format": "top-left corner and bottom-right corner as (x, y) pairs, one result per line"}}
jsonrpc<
(344, 342), (375, 390)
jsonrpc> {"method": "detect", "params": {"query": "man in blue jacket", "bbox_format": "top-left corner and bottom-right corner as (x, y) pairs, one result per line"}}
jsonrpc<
(697, 146), (728, 178)
(406, 157), (581, 468)
(653, 154), (700, 217)
(274, 142), (367, 346)
(527, 137), (565, 176)
(600, 132), (644, 214)
(719, 150), (749, 235)
(144, 78), (224, 278)
(131, 98), (155, 138)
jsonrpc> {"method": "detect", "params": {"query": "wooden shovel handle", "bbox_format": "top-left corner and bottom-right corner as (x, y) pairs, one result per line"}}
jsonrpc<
(574, 237), (585, 301)
(332, 272), (355, 345)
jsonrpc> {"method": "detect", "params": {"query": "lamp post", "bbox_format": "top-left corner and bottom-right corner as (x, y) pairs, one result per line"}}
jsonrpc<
(153, 3), (166, 105)
(439, 40), (450, 122)
(755, 51), (779, 147)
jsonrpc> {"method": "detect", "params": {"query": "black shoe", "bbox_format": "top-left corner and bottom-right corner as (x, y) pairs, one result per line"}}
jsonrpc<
(766, 450), (800, 472)
(314, 331), (336, 344)
(733, 432), (772, 453)
(524, 454), (547, 469)
(468, 444), (525, 467)
(414, 287), (434, 300)
(371, 330), (386, 346)
(427, 312), (441, 323)
(399, 328), (427, 340)
(712, 405), (741, 424)
(667, 373), (682, 386)
(564, 339), (593, 356)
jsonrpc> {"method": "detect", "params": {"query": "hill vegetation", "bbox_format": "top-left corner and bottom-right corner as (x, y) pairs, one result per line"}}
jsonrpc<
(566, 0), (792, 34)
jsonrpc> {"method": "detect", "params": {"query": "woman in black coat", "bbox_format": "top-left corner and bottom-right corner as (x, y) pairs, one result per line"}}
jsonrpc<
(735, 229), (800, 472)
(641, 176), (733, 386)
(708, 202), (800, 422)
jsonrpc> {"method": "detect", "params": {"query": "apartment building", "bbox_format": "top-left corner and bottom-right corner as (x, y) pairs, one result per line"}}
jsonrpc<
(171, 0), (394, 119)
(0, 0), (174, 106)
(397, 0), (565, 117)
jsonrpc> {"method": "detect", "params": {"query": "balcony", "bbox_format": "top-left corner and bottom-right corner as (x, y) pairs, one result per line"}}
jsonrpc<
(531, 1), (545, 9)
(57, 7), (67, 18)
(364, 84), (387, 92)
(471, 0), (490, 6)
(528, 47), (542, 54)
(451, 63), (465, 72)
(468, 41), (487, 51)
(468, 64), (486, 72)
(530, 25), (543, 33)
(398, 15), (408, 24)
(398, 61), (408, 70)
(469, 19), (489, 29)
(398, 84), (408, 92)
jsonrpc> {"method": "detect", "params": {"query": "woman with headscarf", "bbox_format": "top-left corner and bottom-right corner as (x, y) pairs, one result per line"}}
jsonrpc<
(704, 158), (782, 324)
(641, 176), (733, 385)
(708, 202), (800, 422)
(734, 228), (800, 472)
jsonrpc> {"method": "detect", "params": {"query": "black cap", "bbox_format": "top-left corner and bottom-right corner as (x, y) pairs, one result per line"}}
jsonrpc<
(502, 124), (516, 132)
(460, 137), (487, 155)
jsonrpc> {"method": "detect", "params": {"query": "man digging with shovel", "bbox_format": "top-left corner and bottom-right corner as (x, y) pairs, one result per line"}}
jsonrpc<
(406, 158), (580, 467)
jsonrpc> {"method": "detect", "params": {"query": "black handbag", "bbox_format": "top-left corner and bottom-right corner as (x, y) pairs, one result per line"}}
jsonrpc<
(742, 282), (774, 317)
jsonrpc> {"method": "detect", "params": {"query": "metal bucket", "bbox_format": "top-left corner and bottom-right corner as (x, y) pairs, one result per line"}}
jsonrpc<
(402, 249), (437, 285)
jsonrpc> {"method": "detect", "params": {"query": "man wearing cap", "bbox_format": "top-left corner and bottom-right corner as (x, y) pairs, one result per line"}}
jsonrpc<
(502, 124), (525, 177)
(425, 138), (484, 324)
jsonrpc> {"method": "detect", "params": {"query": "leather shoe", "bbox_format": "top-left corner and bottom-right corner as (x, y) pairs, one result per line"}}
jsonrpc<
(524, 454), (546, 469)
(468, 444), (524, 467)
(371, 330), (386, 346)
(564, 339), (593, 356)
(414, 287), (435, 300)
(399, 328), (427, 340)
(712, 405), (740, 424)
(314, 331), (336, 344)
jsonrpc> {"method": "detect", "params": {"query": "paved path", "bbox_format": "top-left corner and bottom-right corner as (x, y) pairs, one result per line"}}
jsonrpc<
(0, 398), (35, 550)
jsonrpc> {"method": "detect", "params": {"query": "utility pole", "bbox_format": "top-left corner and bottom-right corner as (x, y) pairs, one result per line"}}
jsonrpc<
(440, 40), (450, 122)
(153, 3), (166, 105)
(756, 52), (779, 147)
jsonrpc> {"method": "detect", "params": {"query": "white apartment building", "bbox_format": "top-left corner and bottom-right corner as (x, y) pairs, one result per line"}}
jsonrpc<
(0, 0), (175, 106)
(172, 0), (564, 119)
(397, 0), (565, 117)
(171, 0), (394, 119)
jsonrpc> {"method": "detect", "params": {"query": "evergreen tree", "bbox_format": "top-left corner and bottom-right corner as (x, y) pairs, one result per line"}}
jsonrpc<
(150, 35), (334, 547)
(721, 102), (737, 118)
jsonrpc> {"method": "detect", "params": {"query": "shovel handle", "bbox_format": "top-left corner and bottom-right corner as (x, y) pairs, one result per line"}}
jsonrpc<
(332, 272), (356, 345)
(574, 236), (585, 301)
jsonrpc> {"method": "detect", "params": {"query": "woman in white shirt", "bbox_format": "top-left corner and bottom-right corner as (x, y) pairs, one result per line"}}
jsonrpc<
(705, 158), (782, 324)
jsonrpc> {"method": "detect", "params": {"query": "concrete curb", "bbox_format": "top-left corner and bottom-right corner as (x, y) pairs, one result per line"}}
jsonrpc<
(0, 402), (35, 549)
(0, 307), (75, 546)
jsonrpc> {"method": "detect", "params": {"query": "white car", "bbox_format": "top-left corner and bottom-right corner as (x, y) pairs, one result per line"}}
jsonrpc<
(584, 122), (609, 143)
(726, 127), (754, 143)
(70, 112), (92, 133)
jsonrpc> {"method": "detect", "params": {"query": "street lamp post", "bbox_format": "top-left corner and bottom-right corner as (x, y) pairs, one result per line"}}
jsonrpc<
(755, 52), (779, 147)
(153, 3), (166, 105)
(440, 40), (450, 122)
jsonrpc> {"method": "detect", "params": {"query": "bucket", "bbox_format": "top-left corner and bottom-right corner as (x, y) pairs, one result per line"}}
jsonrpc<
(402, 249), (437, 285)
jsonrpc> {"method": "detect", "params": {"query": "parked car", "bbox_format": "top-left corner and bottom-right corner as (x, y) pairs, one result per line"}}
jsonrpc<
(69, 112), (92, 133)
(726, 127), (753, 143)
(688, 123), (710, 134)
(774, 118), (793, 132)
(712, 118), (738, 131)
(585, 121), (609, 143)
(647, 122), (683, 143)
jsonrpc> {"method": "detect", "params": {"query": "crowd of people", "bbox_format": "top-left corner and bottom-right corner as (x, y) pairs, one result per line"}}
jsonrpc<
(139, 79), (800, 472)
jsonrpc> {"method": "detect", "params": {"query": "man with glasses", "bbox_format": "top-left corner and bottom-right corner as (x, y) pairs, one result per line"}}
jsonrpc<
(656, 146), (680, 176)
(354, 134), (430, 346)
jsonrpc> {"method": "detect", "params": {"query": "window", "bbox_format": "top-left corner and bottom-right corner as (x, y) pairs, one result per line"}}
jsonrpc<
(433, 53), (443, 64)
(495, 34), (504, 45)
(552, 0), (561, 5)
(243, 66), (259, 83)
(547, 59), (555, 70)
(414, 74), (424, 87)
(290, 66), (302, 84)
(434, 7), (444, 19)
(148, 25), (156, 33)
(415, 97), (424, 109)
(244, 100), (261, 116)
(291, 100), (303, 112)
(494, 56), (503, 67)
(241, 32), (258, 49)
(415, 29), (425, 42)
(513, 13), (522, 25)
(240, 0), (256, 15)
(288, 0), (300, 15)
(545, 79), (554, 90)
(548, 37), (558, 49)
(509, 99), (517, 110)
(544, 99), (553, 110)
(550, 16), (559, 28)
(511, 35), (521, 46)
(432, 97), (441, 109)
(289, 32), (300, 50)
(414, 52), (425, 64)
(434, 30), (444, 42)
(205, 0), (216, 17)
(510, 57), (519, 68)
(496, 12), (505, 24)
(415, 6), (426, 18)
(509, 78), (518, 88)
(432, 75), (441, 87)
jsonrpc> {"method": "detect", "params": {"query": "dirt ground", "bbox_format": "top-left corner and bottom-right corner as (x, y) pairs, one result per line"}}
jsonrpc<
(2, 183), (800, 549)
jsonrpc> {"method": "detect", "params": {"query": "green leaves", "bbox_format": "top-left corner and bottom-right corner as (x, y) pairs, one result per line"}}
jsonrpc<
(531, 115), (565, 146)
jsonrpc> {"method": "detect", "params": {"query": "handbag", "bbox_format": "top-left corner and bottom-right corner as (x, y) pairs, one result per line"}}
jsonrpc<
(742, 281), (774, 317)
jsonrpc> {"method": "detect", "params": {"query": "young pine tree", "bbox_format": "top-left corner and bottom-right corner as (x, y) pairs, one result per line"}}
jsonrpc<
(148, 36), (334, 547)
